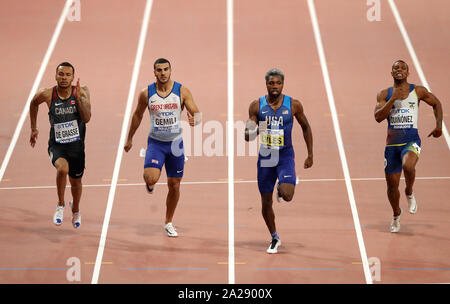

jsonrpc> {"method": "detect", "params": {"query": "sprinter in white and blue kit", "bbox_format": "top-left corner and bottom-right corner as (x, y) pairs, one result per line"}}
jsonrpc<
(245, 68), (313, 254)
(374, 60), (443, 233)
(125, 58), (201, 237)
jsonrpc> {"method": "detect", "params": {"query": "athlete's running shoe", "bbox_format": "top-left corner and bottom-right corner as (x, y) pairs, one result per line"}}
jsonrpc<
(406, 193), (417, 214)
(276, 182), (286, 203)
(53, 204), (65, 226)
(266, 238), (281, 254)
(164, 222), (178, 237)
(390, 208), (402, 233)
(69, 201), (81, 229)
(146, 184), (155, 194)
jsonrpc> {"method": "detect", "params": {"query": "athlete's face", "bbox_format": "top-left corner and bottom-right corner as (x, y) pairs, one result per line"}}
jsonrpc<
(266, 75), (284, 98)
(55, 66), (74, 89)
(154, 63), (171, 84)
(391, 61), (409, 80)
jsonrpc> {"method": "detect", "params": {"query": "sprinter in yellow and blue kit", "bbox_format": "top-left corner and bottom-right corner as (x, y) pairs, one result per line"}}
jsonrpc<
(375, 60), (443, 233)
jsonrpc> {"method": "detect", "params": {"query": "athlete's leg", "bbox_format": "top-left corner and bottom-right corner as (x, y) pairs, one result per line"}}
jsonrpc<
(385, 172), (402, 216)
(165, 177), (181, 224)
(143, 167), (161, 188)
(402, 151), (419, 196)
(278, 183), (295, 201)
(54, 158), (69, 207)
(68, 177), (82, 213)
(261, 193), (276, 234)
(276, 148), (296, 201)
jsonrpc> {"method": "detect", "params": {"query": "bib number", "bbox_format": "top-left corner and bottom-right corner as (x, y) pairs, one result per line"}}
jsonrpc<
(54, 120), (80, 144)
(261, 129), (284, 149)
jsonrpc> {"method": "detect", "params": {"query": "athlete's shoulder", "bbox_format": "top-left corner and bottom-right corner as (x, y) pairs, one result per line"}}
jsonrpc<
(291, 98), (304, 115)
(139, 87), (148, 100)
(34, 87), (53, 103)
(413, 84), (428, 96)
(377, 87), (390, 101)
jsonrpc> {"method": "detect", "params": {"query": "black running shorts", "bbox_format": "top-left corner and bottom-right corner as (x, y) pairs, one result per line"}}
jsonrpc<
(48, 144), (85, 178)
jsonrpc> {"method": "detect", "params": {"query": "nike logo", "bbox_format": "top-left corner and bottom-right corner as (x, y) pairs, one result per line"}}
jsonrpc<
(177, 170), (183, 173)
(261, 111), (268, 114)
(284, 175), (292, 178)
(75, 172), (83, 177)
(55, 102), (64, 106)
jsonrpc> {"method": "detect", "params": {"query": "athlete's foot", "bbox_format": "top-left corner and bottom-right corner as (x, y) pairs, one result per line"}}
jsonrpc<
(164, 222), (178, 237)
(390, 208), (402, 233)
(146, 184), (155, 194)
(266, 238), (281, 254)
(69, 201), (81, 229)
(405, 191), (417, 214)
(53, 204), (65, 226)
(276, 182), (286, 203)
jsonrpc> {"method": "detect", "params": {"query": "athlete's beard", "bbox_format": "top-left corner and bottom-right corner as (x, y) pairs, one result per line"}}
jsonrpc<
(268, 91), (281, 101)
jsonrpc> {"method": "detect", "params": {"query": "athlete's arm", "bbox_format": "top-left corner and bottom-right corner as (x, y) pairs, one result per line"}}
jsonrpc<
(245, 100), (259, 142)
(124, 88), (148, 152)
(74, 79), (91, 123)
(293, 99), (313, 169)
(415, 85), (443, 138)
(29, 88), (51, 148)
(374, 87), (403, 123)
(181, 86), (201, 127)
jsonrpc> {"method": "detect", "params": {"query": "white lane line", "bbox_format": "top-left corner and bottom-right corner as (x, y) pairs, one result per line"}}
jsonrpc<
(1, 176), (449, 191)
(226, 0), (236, 285)
(388, 0), (450, 150)
(90, 0), (154, 284)
(307, 0), (372, 284)
(0, 0), (74, 182)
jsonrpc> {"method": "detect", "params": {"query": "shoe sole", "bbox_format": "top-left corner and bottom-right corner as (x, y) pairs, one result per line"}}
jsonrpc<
(266, 241), (281, 254)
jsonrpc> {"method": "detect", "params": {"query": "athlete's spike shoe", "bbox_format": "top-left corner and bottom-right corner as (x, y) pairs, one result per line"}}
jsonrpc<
(164, 222), (178, 237)
(276, 182), (286, 203)
(146, 184), (155, 194)
(69, 201), (81, 229)
(406, 193), (417, 214)
(390, 209), (402, 233)
(266, 238), (281, 254)
(53, 204), (65, 226)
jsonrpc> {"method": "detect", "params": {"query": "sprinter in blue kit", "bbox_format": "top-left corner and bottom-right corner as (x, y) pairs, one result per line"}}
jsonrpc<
(374, 60), (443, 233)
(125, 58), (201, 237)
(245, 68), (313, 254)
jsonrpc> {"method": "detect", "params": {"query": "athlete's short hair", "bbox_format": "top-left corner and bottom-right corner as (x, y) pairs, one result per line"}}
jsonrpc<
(392, 60), (409, 71)
(56, 62), (75, 74)
(265, 68), (284, 83)
(154, 58), (171, 69)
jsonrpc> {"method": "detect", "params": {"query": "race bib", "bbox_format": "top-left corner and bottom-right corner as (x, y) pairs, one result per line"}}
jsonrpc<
(261, 129), (284, 149)
(389, 108), (413, 129)
(54, 120), (80, 144)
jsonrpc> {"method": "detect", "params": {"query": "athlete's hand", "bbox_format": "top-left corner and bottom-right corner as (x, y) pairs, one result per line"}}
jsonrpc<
(304, 155), (313, 169)
(124, 139), (133, 152)
(428, 127), (442, 138)
(391, 86), (403, 101)
(74, 78), (82, 102)
(187, 111), (194, 127)
(30, 129), (39, 148)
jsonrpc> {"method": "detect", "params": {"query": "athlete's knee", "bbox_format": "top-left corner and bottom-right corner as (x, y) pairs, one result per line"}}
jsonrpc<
(167, 179), (181, 192)
(56, 165), (69, 176)
(69, 177), (82, 188)
(279, 184), (295, 201)
(143, 172), (158, 186)
(402, 162), (415, 175)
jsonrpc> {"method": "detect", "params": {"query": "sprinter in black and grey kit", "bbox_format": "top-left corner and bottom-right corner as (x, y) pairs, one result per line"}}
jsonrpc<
(29, 62), (91, 229)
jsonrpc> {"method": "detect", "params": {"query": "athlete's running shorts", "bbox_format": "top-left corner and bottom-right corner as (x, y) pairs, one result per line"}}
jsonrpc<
(48, 143), (85, 179)
(384, 140), (421, 175)
(144, 137), (185, 178)
(257, 146), (296, 194)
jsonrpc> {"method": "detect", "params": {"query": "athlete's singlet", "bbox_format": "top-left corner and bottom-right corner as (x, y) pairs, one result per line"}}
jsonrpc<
(48, 86), (85, 147)
(147, 82), (182, 142)
(258, 95), (293, 151)
(385, 84), (420, 145)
